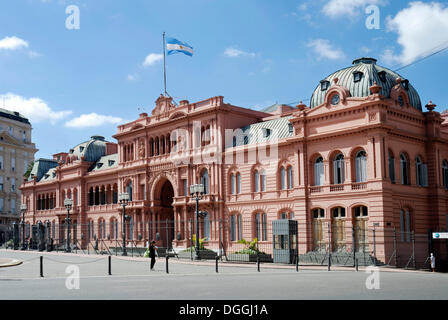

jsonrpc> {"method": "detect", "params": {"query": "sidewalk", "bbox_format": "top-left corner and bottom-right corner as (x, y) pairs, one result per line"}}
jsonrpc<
(0, 257), (23, 268)
(0, 248), (430, 273)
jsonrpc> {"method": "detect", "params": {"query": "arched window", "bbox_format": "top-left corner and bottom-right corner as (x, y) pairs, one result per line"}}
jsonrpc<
(442, 160), (448, 189)
(254, 170), (259, 192)
(280, 212), (294, 220)
(354, 206), (369, 252)
(201, 169), (209, 194)
(333, 154), (345, 184)
(280, 167), (286, 190)
(355, 151), (367, 183)
(314, 157), (324, 186)
(400, 154), (409, 185)
(287, 166), (293, 189)
(389, 151), (395, 184)
(231, 173), (235, 194)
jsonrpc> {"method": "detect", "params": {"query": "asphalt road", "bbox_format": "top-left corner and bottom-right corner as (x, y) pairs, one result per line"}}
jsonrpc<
(0, 250), (447, 300)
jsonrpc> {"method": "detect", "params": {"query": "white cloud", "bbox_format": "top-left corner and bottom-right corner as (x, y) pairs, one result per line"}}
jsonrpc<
(322, 0), (385, 18)
(224, 47), (256, 58)
(0, 93), (72, 124)
(306, 39), (345, 60)
(127, 74), (138, 81)
(65, 113), (125, 128)
(0, 36), (29, 51)
(143, 53), (163, 67)
(384, 1), (448, 66)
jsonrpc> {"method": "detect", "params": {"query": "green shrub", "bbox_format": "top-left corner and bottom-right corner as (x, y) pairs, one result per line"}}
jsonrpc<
(234, 238), (266, 255)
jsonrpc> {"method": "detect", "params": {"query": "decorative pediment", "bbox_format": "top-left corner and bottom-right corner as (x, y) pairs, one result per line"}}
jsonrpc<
(0, 131), (23, 147)
(152, 94), (176, 117)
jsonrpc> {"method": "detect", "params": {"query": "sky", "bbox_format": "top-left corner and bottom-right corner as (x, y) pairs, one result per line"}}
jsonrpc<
(1, 0), (448, 159)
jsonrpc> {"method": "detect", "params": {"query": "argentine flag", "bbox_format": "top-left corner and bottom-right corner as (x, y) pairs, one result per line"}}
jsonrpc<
(166, 37), (194, 57)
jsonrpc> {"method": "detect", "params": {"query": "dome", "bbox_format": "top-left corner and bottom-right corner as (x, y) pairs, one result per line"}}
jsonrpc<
(309, 57), (422, 110)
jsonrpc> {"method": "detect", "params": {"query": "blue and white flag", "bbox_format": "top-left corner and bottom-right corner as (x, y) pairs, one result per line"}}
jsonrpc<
(166, 37), (194, 56)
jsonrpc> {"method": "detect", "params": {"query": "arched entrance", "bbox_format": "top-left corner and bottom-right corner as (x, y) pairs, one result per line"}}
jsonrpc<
(153, 178), (175, 248)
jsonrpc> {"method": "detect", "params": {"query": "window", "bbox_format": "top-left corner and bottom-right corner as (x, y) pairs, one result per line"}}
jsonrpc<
(263, 128), (271, 138)
(11, 178), (15, 192)
(22, 131), (26, 142)
(254, 170), (259, 192)
(280, 212), (294, 220)
(400, 209), (411, 242)
(201, 169), (209, 194)
(10, 200), (15, 213)
(400, 154), (409, 185)
(126, 181), (133, 201)
(354, 206), (368, 217)
(11, 157), (15, 172)
(280, 167), (286, 190)
(288, 166), (293, 189)
(260, 170), (266, 192)
(0, 176), (3, 191)
(355, 151), (367, 183)
(236, 173), (241, 194)
(183, 179), (188, 196)
(0, 155), (3, 169)
(0, 198), (3, 211)
(389, 152), (395, 184)
(314, 157), (324, 186)
(416, 157), (428, 187)
(230, 214), (242, 241)
(442, 160), (448, 189)
(353, 71), (363, 82)
(203, 213), (210, 240)
(313, 208), (325, 219)
(401, 79), (409, 90)
(378, 71), (387, 82)
(288, 123), (293, 134)
(320, 80), (330, 91)
(255, 213), (267, 241)
(231, 174), (235, 194)
(8, 127), (13, 135)
(333, 154), (345, 184)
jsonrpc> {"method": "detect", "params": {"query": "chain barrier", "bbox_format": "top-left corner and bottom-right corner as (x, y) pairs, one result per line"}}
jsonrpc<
(43, 256), (107, 265)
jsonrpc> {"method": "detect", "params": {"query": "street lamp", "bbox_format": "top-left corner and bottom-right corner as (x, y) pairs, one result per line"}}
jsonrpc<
(20, 203), (27, 250)
(118, 192), (130, 256)
(373, 222), (380, 266)
(190, 184), (206, 260)
(64, 198), (73, 253)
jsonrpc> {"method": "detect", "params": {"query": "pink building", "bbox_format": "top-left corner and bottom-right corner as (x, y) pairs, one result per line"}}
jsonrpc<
(20, 58), (448, 267)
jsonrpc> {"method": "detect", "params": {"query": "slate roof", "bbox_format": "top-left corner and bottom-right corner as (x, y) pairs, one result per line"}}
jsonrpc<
(228, 115), (293, 148)
(28, 159), (58, 182)
(89, 153), (118, 172)
(310, 57), (422, 111)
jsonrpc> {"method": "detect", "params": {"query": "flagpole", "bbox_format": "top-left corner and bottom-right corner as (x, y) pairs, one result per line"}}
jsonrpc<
(163, 32), (167, 97)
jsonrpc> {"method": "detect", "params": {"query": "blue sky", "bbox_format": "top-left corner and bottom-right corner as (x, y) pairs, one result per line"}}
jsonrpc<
(1, 0), (448, 159)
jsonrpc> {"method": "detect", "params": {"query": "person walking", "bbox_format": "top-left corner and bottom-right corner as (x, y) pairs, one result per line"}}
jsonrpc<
(430, 253), (436, 272)
(149, 240), (158, 271)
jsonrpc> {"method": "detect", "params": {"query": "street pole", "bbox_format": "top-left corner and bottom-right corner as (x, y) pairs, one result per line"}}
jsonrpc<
(195, 195), (200, 260)
(122, 204), (127, 256)
(20, 204), (27, 250)
(64, 198), (73, 253)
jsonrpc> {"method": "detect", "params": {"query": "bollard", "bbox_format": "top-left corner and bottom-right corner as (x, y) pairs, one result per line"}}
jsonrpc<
(108, 255), (112, 275)
(355, 258), (359, 272)
(166, 255), (169, 274)
(216, 256), (219, 273)
(40, 256), (43, 277)
(257, 255), (260, 272)
(328, 255), (331, 271)
(296, 254), (299, 272)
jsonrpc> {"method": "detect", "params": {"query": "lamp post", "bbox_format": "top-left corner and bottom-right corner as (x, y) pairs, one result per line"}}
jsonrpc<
(373, 222), (380, 266)
(189, 184), (205, 260)
(64, 198), (73, 253)
(20, 203), (27, 250)
(119, 192), (129, 256)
